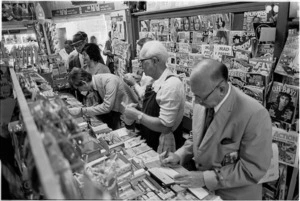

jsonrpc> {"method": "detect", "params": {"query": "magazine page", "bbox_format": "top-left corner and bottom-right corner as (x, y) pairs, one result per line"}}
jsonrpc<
(272, 127), (299, 168)
(214, 13), (231, 30)
(274, 29), (299, 79)
(267, 82), (299, 124)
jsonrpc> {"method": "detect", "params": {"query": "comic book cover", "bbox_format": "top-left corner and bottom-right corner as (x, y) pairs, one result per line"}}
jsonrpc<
(243, 85), (265, 105)
(214, 13), (232, 30)
(213, 44), (233, 61)
(213, 30), (229, 45)
(191, 31), (204, 44)
(254, 43), (274, 58)
(267, 82), (299, 124)
(178, 32), (190, 43)
(157, 18), (169, 34)
(222, 55), (235, 70)
(246, 72), (268, 88)
(272, 127), (299, 168)
(274, 29), (299, 79)
(228, 31), (256, 46)
(243, 10), (267, 31)
(202, 44), (214, 58)
(158, 34), (169, 42)
(177, 43), (191, 53)
(249, 58), (274, 76)
(228, 70), (247, 91)
(140, 20), (150, 32)
(188, 53), (206, 67)
(176, 52), (189, 67)
(191, 43), (202, 54)
(231, 58), (253, 72)
(232, 37), (256, 55)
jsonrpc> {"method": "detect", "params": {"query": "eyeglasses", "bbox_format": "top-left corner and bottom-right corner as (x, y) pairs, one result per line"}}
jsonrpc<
(138, 57), (153, 66)
(72, 40), (84, 48)
(197, 80), (224, 103)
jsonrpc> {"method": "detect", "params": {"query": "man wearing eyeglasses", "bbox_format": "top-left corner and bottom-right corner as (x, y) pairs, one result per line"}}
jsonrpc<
(161, 59), (272, 200)
(123, 41), (185, 153)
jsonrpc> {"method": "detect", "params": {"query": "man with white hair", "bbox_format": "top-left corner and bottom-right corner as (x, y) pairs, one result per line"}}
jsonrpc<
(123, 41), (185, 153)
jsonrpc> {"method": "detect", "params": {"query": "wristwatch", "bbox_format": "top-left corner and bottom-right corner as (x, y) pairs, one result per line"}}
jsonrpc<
(137, 112), (144, 124)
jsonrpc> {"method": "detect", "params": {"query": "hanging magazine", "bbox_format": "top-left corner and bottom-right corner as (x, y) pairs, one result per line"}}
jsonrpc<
(267, 82), (299, 124)
(214, 13), (232, 30)
(272, 127), (299, 168)
(274, 29), (299, 79)
(243, 10), (267, 31)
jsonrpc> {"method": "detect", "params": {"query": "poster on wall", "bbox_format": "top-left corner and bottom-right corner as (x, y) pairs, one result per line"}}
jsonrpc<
(111, 16), (125, 40)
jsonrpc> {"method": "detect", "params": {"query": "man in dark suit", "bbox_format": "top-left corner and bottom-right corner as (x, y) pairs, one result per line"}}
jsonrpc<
(162, 59), (272, 200)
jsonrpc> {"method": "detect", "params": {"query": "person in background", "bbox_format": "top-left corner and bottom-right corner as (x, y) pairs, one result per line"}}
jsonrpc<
(123, 41), (185, 153)
(161, 59), (272, 200)
(59, 40), (74, 63)
(82, 43), (110, 75)
(103, 31), (115, 74)
(68, 31), (88, 71)
(90, 35), (97, 44)
(123, 37), (153, 100)
(68, 68), (137, 130)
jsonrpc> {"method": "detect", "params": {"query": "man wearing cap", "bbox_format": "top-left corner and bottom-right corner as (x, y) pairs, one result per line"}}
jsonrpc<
(68, 31), (88, 71)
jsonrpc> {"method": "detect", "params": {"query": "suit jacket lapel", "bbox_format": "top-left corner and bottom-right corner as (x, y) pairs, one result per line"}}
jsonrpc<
(199, 87), (236, 148)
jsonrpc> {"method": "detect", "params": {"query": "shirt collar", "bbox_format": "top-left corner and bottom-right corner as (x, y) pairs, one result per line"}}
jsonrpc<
(214, 82), (231, 113)
(152, 68), (171, 92)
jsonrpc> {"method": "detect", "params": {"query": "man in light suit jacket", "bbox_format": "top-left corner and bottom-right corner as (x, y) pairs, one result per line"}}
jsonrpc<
(161, 59), (272, 200)
(68, 68), (137, 129)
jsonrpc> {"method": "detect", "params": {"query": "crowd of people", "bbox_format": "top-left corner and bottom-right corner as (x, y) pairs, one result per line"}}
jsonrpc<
(61, 30), (273, 200)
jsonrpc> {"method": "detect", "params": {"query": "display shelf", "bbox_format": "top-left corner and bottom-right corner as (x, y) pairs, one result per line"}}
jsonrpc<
(2, 20), (37, 31)
(9, 66), (65, 199)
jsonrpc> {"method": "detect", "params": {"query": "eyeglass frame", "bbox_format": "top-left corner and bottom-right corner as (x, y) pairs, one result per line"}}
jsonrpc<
(138, 56), (159, 66)
(197, 80), (225, 103)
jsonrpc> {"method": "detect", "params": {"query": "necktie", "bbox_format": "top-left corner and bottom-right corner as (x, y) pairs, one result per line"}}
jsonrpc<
(203, 108), (215, 134)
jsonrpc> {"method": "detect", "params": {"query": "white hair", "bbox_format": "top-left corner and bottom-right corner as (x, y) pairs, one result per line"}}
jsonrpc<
(140, 40), (168, 64)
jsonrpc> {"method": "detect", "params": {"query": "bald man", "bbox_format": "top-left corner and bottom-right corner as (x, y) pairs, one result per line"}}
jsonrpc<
(123, 41), (185, 153)
(161, 59), (272, 200)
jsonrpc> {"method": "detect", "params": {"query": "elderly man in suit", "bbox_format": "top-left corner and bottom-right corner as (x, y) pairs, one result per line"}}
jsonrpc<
(161, 59), (272, 200)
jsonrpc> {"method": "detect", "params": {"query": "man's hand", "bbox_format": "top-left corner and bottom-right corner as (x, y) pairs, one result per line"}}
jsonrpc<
(68, 107), (82, 116)
(174, 171), (205, 188)
(160, 151), (181, 167)
(123, 74), (136, 87)
(123, 104), (140, 121)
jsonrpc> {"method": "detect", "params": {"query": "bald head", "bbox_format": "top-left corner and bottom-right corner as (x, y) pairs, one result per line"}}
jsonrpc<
(191, 59), (228, 86)
(190, 59), (229, 108)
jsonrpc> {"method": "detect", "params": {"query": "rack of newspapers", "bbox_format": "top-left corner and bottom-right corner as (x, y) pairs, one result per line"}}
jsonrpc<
(7, 59), (219, 199)
(133, 3), (299, 201)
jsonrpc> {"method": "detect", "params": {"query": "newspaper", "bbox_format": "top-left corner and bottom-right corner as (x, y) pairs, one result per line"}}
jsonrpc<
(272, 127), (299, 167)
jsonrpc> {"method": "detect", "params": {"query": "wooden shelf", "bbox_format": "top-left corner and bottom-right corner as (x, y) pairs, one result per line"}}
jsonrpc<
(9, 67), (64, 199)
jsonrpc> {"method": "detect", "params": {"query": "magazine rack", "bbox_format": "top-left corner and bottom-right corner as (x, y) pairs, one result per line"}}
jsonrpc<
(9, 66), (65, 199)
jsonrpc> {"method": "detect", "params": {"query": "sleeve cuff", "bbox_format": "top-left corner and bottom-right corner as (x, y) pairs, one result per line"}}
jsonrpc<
(203, 170), (219, 191)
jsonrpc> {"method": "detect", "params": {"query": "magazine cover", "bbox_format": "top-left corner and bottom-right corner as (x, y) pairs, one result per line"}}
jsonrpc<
(243, 10), (267, 31)
(150, 19), (160, 33)
(213, 30), (229, 45)
(191, 43), (202, 54)
(255, 43), (274, 58)
(176, 52), (189, 67)
(213, 44), (233, 61)
(170, 17), (183, 32)
(191, 31), (204, 44)
(228, 31), (256, 46)
(177, 43), (191, 53)
(228, 70), (247, 91)
(182, 17), (190, 31)
(214, 13), (232, 30)
(274, 29), (299, 79)
(188, 53), (206, 67)
(243, 85), (265, 105)
(222, 55), (235, 70)
(267, 82), (299, 124)
(178, 32), (190, 43)
(272, 127), (299, 168)
(246, 72), (268, 88)
(249, 58), (274, 76)
(231, 58), (253, 72)
(140, 20), (150, 32)
(159, 18), (170, 34)
(202, 44), (214, 58)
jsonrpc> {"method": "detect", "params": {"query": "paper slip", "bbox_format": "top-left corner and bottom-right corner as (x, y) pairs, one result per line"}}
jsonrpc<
(157, 167), (179, 179)
(188, 187), (209, 199)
